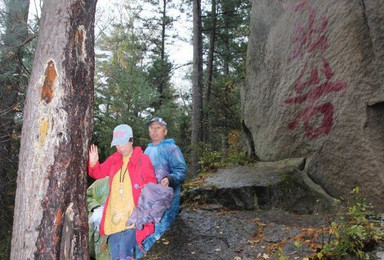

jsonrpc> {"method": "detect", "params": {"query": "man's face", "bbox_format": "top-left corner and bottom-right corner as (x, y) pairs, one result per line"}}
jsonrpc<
(116, 141), (133, 156)
(149, 122), (167, 145)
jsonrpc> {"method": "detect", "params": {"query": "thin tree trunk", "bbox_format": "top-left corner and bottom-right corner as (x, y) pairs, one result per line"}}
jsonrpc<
(0, 0), (30, 257)
(158, 0), (167, 108)
(191, 0), (203, 178)
(11, 0), (97, 258)
(221, 9), (230, 151)
(203, 0), (217, 143)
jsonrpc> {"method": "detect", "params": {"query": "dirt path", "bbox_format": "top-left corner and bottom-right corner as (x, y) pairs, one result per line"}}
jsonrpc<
(142, 205), (330, 260)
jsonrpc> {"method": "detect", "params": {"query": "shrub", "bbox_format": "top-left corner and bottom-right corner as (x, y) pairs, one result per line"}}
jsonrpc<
(312, 187), (384, 260)
(197, 145), (222, 172)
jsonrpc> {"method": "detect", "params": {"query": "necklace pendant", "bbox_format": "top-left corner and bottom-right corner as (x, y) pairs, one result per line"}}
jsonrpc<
(119, 188), (123, 195)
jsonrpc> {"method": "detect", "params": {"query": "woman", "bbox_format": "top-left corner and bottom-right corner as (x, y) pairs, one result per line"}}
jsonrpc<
(88, 124), (157, 259)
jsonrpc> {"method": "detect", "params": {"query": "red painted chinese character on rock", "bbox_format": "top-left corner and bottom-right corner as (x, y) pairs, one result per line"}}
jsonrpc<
(290, 6), (328, 60)
(282, 2), (347, 139)
(284, 58), (347, 139)
(281, 0), (307, 12)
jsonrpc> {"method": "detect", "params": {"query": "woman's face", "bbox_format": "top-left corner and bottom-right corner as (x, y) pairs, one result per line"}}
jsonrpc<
(116, 141), (133, 156)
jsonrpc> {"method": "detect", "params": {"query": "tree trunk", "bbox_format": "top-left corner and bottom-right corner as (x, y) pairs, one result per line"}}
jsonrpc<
(158, 0), (167, 108)
(191, 0), (203, 178)
(203, 0), (217, 143)
(0, 0), (30, 257)
(11, 0), (97, 259)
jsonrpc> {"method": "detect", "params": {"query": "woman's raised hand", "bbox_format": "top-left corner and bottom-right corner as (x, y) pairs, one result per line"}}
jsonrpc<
(89, 144), (99, 166)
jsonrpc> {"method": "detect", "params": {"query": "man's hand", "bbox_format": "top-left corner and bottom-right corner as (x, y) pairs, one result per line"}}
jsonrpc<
(89, 144), (99, 167)
(160, 177), (169, 187)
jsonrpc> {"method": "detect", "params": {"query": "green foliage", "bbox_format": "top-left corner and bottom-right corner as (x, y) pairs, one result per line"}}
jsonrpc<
(200, 0), (251, 155)
(197, 142), (254, 173)
(311, 187), (384, 260)
(273, 247), (290, 260)
(226, 151), (250, 166)
(139, 0), (183, 112)
(197, 144), (222, 172)
(197, 129), (254, 172)
(93, 0), (190, 159)
(208, 76), (242, 136)
(93, 5), (158, 157)
(202, 0), (251, 71)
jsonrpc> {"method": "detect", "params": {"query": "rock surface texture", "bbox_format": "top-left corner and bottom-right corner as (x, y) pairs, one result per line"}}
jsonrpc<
(242, 0), (384, 210)
(183, 158), (331, 214)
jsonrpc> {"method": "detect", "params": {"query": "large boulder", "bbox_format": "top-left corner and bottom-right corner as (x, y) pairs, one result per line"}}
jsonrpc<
(242, 0), (384, 210)
(182, 158), (331, 214)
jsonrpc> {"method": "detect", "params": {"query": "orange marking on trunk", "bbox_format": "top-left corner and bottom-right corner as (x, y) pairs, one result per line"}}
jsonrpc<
(54, 208), (63, 227)
(41, 60), (57, 104)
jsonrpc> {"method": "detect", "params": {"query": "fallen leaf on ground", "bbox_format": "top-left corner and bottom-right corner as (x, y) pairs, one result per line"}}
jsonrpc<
(235, 248), (243, 253)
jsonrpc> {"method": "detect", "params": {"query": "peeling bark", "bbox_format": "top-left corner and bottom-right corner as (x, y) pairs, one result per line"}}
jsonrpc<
(11, 0), (97, 259)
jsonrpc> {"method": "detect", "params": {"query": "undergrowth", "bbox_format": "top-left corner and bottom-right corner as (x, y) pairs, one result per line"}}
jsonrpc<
(197, 144), (255, 172)
(272, 187), (384, 260)
(310, 187), (383, 260)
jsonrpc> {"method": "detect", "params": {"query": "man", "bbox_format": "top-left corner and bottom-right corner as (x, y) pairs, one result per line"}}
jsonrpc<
(138, 117), (187, 256)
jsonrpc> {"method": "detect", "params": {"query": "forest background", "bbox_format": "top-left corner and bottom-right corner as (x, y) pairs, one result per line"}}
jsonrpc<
(0, 0), (251, 258)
